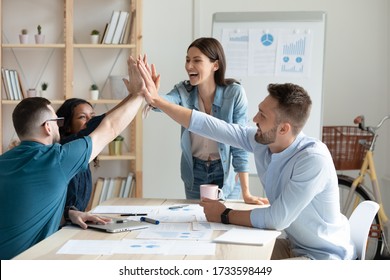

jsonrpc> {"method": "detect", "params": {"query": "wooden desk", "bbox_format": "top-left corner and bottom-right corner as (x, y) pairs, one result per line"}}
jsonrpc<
(13, 198), (276, 260)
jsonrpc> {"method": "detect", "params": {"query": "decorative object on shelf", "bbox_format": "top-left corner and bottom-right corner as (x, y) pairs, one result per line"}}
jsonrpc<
(26, 88), (37, 97)
(34, 25), (45, 44)
(90, 29), (100, 44)
(19, 29), (29, 44)
(40, 82), (48, 95)
(110, 75), (128, 99)
(109, 135), (124, 156)
(90, 84), (99, 100)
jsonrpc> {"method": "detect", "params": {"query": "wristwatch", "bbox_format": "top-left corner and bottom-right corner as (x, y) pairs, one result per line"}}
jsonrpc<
(64, 206), (78, 222)
(221, 208), (232, 224)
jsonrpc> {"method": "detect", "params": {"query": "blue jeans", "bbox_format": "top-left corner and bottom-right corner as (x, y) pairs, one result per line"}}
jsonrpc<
(185, 157), (224, 199)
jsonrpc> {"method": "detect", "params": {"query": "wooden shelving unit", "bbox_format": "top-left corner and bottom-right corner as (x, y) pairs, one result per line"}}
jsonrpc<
(0, 0), (143, 197)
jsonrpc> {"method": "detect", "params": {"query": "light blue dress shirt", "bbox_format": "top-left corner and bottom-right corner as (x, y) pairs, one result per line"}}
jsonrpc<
(189, 109), (356, 260)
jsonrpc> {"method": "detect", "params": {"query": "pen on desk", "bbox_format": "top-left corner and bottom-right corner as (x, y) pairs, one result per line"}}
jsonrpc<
(120, 213), (147, 216)
(140, 217), (160, 225)
(168, 204), (189, 210)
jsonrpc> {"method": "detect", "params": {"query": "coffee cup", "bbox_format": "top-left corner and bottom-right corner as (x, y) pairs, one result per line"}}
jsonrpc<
(200, 184), (224, 200)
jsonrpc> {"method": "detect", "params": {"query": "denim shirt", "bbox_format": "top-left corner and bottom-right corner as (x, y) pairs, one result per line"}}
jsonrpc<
(160, 81), (249, 198)
(189, 110), (356, 260)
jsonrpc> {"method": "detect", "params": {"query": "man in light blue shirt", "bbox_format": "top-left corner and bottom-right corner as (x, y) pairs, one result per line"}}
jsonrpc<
(138, 60), (355, 260)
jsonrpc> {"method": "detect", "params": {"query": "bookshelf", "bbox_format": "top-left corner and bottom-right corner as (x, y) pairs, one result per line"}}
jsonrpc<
(0, 0), (143, 198)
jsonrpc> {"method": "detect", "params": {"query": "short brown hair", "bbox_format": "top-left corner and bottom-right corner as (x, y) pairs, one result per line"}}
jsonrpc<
(267, 83), (312, 135)
(12, 97), (52, 138)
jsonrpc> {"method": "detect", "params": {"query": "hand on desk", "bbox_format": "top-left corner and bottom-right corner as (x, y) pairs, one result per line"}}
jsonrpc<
(242, 193), (269, 205)
(199, 198), (226, 223)
(69, 210), (111, 230)
(200, 198), (253, 227)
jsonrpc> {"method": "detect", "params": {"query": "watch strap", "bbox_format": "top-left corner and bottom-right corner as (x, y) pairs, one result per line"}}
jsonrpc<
(221, 208), (232, 224)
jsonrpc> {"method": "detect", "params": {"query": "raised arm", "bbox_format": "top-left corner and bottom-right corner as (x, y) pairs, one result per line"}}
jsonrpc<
(88, 56), (145, 162)
(137, 57), (192, 128)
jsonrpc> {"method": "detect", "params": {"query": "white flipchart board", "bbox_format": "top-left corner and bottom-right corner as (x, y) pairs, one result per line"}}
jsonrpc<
(212, 11), (326, 173)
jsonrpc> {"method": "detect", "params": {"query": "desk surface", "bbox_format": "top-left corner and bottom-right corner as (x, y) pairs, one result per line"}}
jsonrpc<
(13, 198), (276, 260)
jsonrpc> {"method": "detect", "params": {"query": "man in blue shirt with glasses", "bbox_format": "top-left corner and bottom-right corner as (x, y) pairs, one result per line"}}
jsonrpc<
(0, 56), (145, 259)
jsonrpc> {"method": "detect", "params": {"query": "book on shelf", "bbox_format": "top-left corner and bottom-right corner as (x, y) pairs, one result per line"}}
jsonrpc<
(103, 10), (120, 44)
(15, 71), (26, 99)
(100, 23), (109, 44)
(1, 68), (25, 100)
(121, 9), (135, 44)
(112, 11), (129, 44)
(11, 70), (24, 100)
(99, 177), (112, 203)
(106, 177), (122, 200)
(122, 172), (134, 198)
(89, 174), (136, 209)
(89, 177), (104, 210)
(1, 68), (11, 100)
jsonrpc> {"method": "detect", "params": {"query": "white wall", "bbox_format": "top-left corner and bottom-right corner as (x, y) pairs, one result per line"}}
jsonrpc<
(142, 0), (390, 214)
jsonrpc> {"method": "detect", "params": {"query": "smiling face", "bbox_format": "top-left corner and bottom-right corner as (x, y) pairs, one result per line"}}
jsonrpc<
(185, 46), (218, 86)
(68, 103), (95, 134)
(253, 95), (280, 145)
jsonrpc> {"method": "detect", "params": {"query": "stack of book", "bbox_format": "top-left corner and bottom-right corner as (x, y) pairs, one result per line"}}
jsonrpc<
(88, 172), (135, 210)
(101, 10), (135, 44)
(1, 68), (25, 100)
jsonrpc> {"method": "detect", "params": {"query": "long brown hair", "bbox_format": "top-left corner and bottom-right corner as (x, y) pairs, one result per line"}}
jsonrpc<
(188, 37), (239, 86)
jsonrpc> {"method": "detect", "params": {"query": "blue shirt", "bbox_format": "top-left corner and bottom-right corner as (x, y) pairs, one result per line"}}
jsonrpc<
(189, 110), (356, 260)
(160, 81), (249, 198)
(0, 137), (92, 259)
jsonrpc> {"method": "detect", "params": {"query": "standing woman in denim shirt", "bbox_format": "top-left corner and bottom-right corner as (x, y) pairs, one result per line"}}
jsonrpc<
(150, 37), (267, 204)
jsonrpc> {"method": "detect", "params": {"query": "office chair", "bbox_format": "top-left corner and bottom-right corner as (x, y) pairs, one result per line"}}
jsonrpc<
(349, 200), (380, 260)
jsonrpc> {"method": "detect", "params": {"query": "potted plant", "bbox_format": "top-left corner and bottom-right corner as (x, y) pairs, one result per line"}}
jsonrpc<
(109, 135), (124, 155)
(19, 29), (29, 44)
(40, 82), (48, 95)
(90, 84), (99, 100)
(35, 25), (45, 44)
(90, 29), (100, 44)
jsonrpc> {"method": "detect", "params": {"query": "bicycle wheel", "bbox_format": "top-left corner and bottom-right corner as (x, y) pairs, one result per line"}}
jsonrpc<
(338, 175), (381, 259)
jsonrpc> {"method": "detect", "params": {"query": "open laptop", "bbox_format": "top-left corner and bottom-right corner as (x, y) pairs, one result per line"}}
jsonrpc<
(86, 217), (149, 233)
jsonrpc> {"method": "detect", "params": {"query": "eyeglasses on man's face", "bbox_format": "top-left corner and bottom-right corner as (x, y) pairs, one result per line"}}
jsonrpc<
(42, 117), (65, 127)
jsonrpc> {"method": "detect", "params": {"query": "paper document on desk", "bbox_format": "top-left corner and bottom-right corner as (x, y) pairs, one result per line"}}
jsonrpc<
(193, 221), (249, 231)
(57, 239), (215, 255)
(91, 205), (160, 214)
(136, 229), (213, 240)
(213, 228), (281, 246)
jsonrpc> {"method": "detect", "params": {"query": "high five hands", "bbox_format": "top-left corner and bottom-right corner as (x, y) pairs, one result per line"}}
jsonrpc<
(124, 54), (160, 106)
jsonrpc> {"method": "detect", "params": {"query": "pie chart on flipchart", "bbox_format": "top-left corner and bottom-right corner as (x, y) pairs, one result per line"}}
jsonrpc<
(261, 33), (274, 46)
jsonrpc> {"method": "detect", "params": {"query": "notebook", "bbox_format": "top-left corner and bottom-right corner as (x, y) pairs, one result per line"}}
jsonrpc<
(87, 217), (149, 233)
(213, 228), (281, 246)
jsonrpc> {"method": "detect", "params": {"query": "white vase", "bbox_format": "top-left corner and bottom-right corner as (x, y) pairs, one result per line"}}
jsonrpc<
(27, 89), (37, 97)
(35, 34), (45, 44)
(19, 34), (29, 44)
(90, 35), (99, 44)
(90, 90), (99, 100)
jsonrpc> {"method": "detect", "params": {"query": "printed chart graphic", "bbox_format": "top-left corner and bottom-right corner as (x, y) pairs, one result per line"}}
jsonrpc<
(260, 33), (274, 46)
(276, 32), (312, 76)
